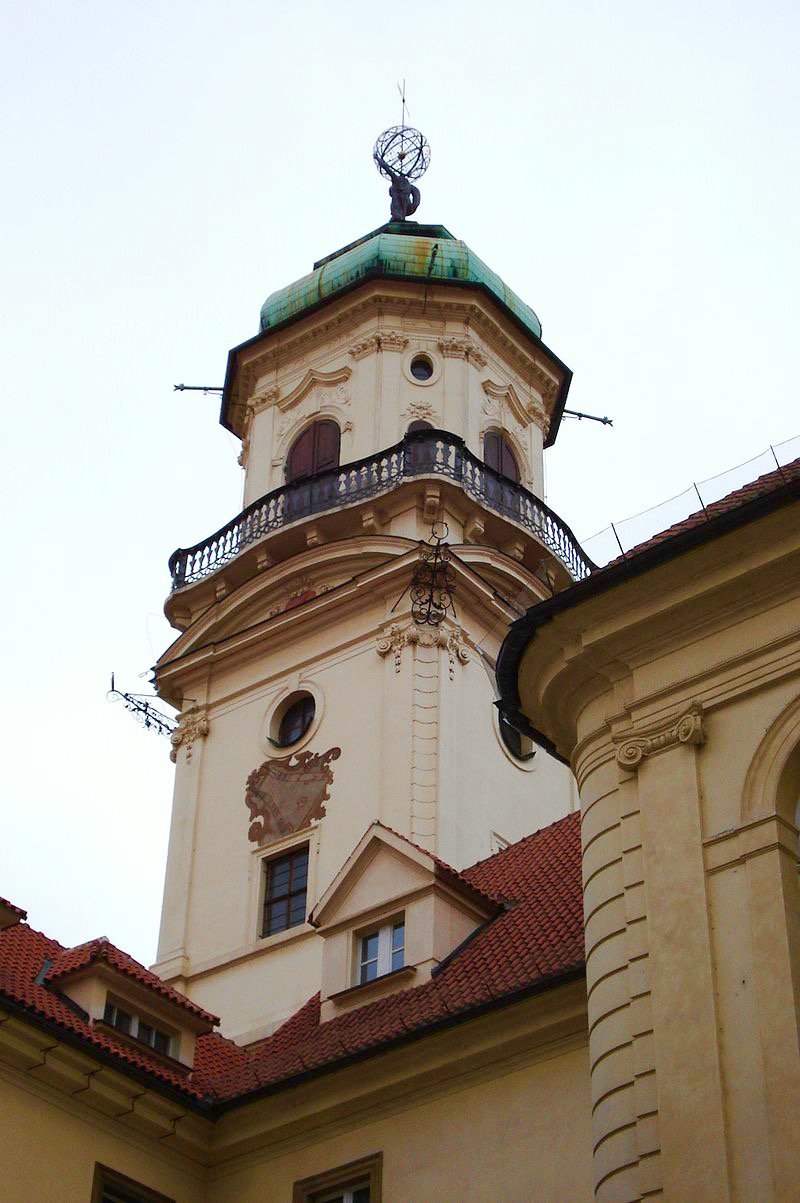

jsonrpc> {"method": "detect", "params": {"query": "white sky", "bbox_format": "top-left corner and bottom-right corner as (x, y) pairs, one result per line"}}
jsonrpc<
(2, 0), (799, 965)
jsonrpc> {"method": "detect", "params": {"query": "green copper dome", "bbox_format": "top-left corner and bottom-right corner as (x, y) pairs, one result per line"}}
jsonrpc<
(258, 223), (543, 342)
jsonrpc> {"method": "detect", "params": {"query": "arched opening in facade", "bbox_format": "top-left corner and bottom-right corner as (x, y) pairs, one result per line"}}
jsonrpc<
(286, 420), (341, 484)
(483, 429), (520, 482)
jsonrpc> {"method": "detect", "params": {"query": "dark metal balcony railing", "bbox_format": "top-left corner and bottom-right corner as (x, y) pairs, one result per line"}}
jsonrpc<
(168, 430), (595, 591)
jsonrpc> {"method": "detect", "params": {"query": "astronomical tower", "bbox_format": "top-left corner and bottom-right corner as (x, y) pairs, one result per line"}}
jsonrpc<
(152, 127), (590, 1041)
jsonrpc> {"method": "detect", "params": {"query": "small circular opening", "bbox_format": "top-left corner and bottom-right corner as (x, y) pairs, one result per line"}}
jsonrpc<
(410, 355), (434, 382)
(271, 693), (316, 748)
(499, 713), (536, 763)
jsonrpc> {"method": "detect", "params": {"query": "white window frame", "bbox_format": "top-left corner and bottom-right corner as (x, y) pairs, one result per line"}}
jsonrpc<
(316, 1186), (370, 1203)
(103, 999), (173, 1057)
(357, 919), (404, 985)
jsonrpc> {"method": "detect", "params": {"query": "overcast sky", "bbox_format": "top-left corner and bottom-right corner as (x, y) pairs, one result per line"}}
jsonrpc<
(3, 0), (799, 965)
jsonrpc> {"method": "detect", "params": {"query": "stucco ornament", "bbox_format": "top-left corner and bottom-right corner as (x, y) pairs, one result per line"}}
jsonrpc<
(245, 748), (341, 844)
(170, 708), (210, 764)
(437, 336), (487, 368)
(615, 702), (706, 772)
(402, 399), (438, 425)
(376, 622), (469, 677)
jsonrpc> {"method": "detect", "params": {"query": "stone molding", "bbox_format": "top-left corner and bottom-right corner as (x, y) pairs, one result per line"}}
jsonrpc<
(349, 330), (408, 359)
(401, 399), (439, 425)
(276, 367), (351, 413)
(170, 707), (210, 764)
(376, 622), (470, 678)
(614, 702), (706, 772)
(437, 336), (488, 368)
(232, 293), (560, 415)
(482, 378), (547, 432)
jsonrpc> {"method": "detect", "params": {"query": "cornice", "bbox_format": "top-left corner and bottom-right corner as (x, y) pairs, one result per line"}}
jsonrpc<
(231, 287), (563, 410)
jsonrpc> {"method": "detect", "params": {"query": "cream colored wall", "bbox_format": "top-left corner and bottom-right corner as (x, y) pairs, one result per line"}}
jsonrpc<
(207, 1040), (592, 1203)
(158, 570), (575, 1039)
(239, 282), (552, 508)
(0, 1069), (204, 1203)
(0, 996), (592, 1203)
(513, 506), (800, 1202)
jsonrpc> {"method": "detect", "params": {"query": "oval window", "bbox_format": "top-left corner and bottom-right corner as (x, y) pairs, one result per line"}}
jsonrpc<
(271, 694), (316, 748)
(410, 355), (434, 381)
(499, 713), (536, 763)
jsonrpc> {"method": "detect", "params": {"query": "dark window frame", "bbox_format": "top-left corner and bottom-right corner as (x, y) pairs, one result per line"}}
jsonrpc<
(483, 428), (520, 482)
(261, 845), (310, 938)
(92, 1164), (175, 1203)
(286, 419), (341, 483)
(293, 1152), (383, 1203)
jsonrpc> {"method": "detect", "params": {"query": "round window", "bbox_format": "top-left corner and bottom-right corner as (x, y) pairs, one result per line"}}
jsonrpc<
(271, 694), (316, 748)
(499, 713), (536, 763)
(410, 355), (434, 381)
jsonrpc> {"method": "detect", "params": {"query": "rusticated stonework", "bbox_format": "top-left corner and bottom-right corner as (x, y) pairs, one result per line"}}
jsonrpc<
(245, 748), (341, 844)
(614, 702), (706, 772)
(170, 708), (210, 764)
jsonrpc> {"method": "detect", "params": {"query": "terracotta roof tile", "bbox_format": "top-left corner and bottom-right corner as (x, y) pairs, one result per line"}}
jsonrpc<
(0, 812), (584, 1107)
(44, 937), (218, 1026)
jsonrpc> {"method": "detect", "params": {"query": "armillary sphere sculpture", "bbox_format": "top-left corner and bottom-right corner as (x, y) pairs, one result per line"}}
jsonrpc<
(373, 124), (431, 222)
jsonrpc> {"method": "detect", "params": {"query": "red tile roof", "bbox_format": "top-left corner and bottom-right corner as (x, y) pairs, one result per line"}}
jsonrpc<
(0, 897), (27, 920)
(611, 455), (800, 564)
(43, 937), (218, 1026)
(0, 812), (584, 1109)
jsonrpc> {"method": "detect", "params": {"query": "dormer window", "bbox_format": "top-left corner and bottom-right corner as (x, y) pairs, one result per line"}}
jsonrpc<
(358, 920), (404, 984)
(103, 999), (173, 1057)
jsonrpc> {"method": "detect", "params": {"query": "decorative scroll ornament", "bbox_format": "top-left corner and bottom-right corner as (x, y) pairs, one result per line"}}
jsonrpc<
(376, 621), (469, 677)
(410, 523), (457, 626)
(107, 674), (178, 742)
(402, 399), (438, 425)
(437, 336), (488, 368)
(169, 708), (210, 763)
(245, 748), (341, 844)
(615, 703), (706, 772)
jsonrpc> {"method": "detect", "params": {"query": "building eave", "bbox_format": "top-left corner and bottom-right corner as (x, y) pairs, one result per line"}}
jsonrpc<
(495, 468), (800, 737)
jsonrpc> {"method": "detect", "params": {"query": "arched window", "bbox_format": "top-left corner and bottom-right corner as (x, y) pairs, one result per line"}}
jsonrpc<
(483, 430), (519, 482)
(286, 420), (340, 483)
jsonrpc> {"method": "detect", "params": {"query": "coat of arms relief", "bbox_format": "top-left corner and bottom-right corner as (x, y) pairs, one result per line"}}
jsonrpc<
(244, 747), (341, 844)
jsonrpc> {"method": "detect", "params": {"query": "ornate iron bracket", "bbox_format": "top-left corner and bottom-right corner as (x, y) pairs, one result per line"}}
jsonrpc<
(107, 673), (178, 739)
(391, 523), (457, 626)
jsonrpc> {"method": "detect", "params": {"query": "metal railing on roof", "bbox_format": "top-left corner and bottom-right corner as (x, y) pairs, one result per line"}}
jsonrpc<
(581, 434), (800, 567)
(168, 429), (595, 591)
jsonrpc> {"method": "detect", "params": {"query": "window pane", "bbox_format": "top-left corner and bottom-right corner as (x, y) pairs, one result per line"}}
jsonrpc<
(137, 1022), (153, 1046)
(352, 1188), (371, 1203)
(360, 959), (378, 984)
(391, 948), (404, 972)
(289, 895), (306, 925)
(361, 933), (379, 963)
(268, 861), (290, 896)
(115, 1009), (132, 1035)
(153, 1029), (171, 1056)
(103, 1000), (114, 1024)
(267, 899), (288, 933)
(392, 922), (404, 949)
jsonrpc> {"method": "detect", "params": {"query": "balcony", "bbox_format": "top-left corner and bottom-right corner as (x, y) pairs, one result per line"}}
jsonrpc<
(168, 429), (594, 592)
